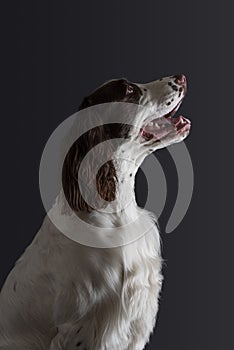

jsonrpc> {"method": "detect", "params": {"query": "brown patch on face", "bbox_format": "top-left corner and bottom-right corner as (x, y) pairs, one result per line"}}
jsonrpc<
(79, 79), (143, 110)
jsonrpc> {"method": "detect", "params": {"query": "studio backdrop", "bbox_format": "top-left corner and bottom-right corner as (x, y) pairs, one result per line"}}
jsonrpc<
(1, 1), (234, 349)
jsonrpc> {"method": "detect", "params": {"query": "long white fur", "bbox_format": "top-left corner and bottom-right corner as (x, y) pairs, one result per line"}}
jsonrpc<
(0, 76), (189, 350)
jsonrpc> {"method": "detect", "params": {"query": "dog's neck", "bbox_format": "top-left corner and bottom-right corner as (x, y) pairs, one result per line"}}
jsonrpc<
(103, 141), (148, 220)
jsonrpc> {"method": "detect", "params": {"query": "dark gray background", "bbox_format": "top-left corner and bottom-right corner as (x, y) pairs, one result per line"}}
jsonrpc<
(1, 0), (234, 349)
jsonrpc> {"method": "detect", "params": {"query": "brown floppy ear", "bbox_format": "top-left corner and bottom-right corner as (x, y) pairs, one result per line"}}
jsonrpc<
(62, 122), (117, 213)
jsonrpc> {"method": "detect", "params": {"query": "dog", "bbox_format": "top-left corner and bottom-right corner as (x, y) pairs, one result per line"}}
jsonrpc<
(0, 75), (191, 349)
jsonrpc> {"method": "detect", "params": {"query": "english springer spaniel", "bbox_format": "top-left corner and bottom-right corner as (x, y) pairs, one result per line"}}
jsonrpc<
(0, 75), (191, 350)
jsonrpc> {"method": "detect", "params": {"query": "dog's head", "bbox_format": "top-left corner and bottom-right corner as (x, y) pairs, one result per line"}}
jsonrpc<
(79, 74), (191, 147)
(62, 75), (191, 212)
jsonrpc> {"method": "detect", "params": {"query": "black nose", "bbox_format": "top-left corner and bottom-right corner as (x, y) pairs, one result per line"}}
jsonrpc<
(173, 74), (186, 86)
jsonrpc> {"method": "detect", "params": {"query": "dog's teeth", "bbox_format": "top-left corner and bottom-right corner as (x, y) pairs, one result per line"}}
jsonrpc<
(180, 118), (185, 125)
(154, 122), (159, 128)
(149, 121), (154, 126)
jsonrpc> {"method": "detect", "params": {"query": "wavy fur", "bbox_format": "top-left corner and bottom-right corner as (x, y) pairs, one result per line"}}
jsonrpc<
(0, 75), (190, 349)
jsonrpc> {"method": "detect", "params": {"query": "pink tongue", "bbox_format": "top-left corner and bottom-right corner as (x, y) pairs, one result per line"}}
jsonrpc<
(171, 116), (184, 125)
(171, 116), (191, 130)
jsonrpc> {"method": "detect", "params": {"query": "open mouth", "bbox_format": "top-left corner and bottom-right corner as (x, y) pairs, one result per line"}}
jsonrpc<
(140, 101), (191, 142)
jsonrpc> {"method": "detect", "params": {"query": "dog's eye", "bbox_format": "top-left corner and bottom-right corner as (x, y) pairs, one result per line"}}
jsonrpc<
(126, 85), (134, 94)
